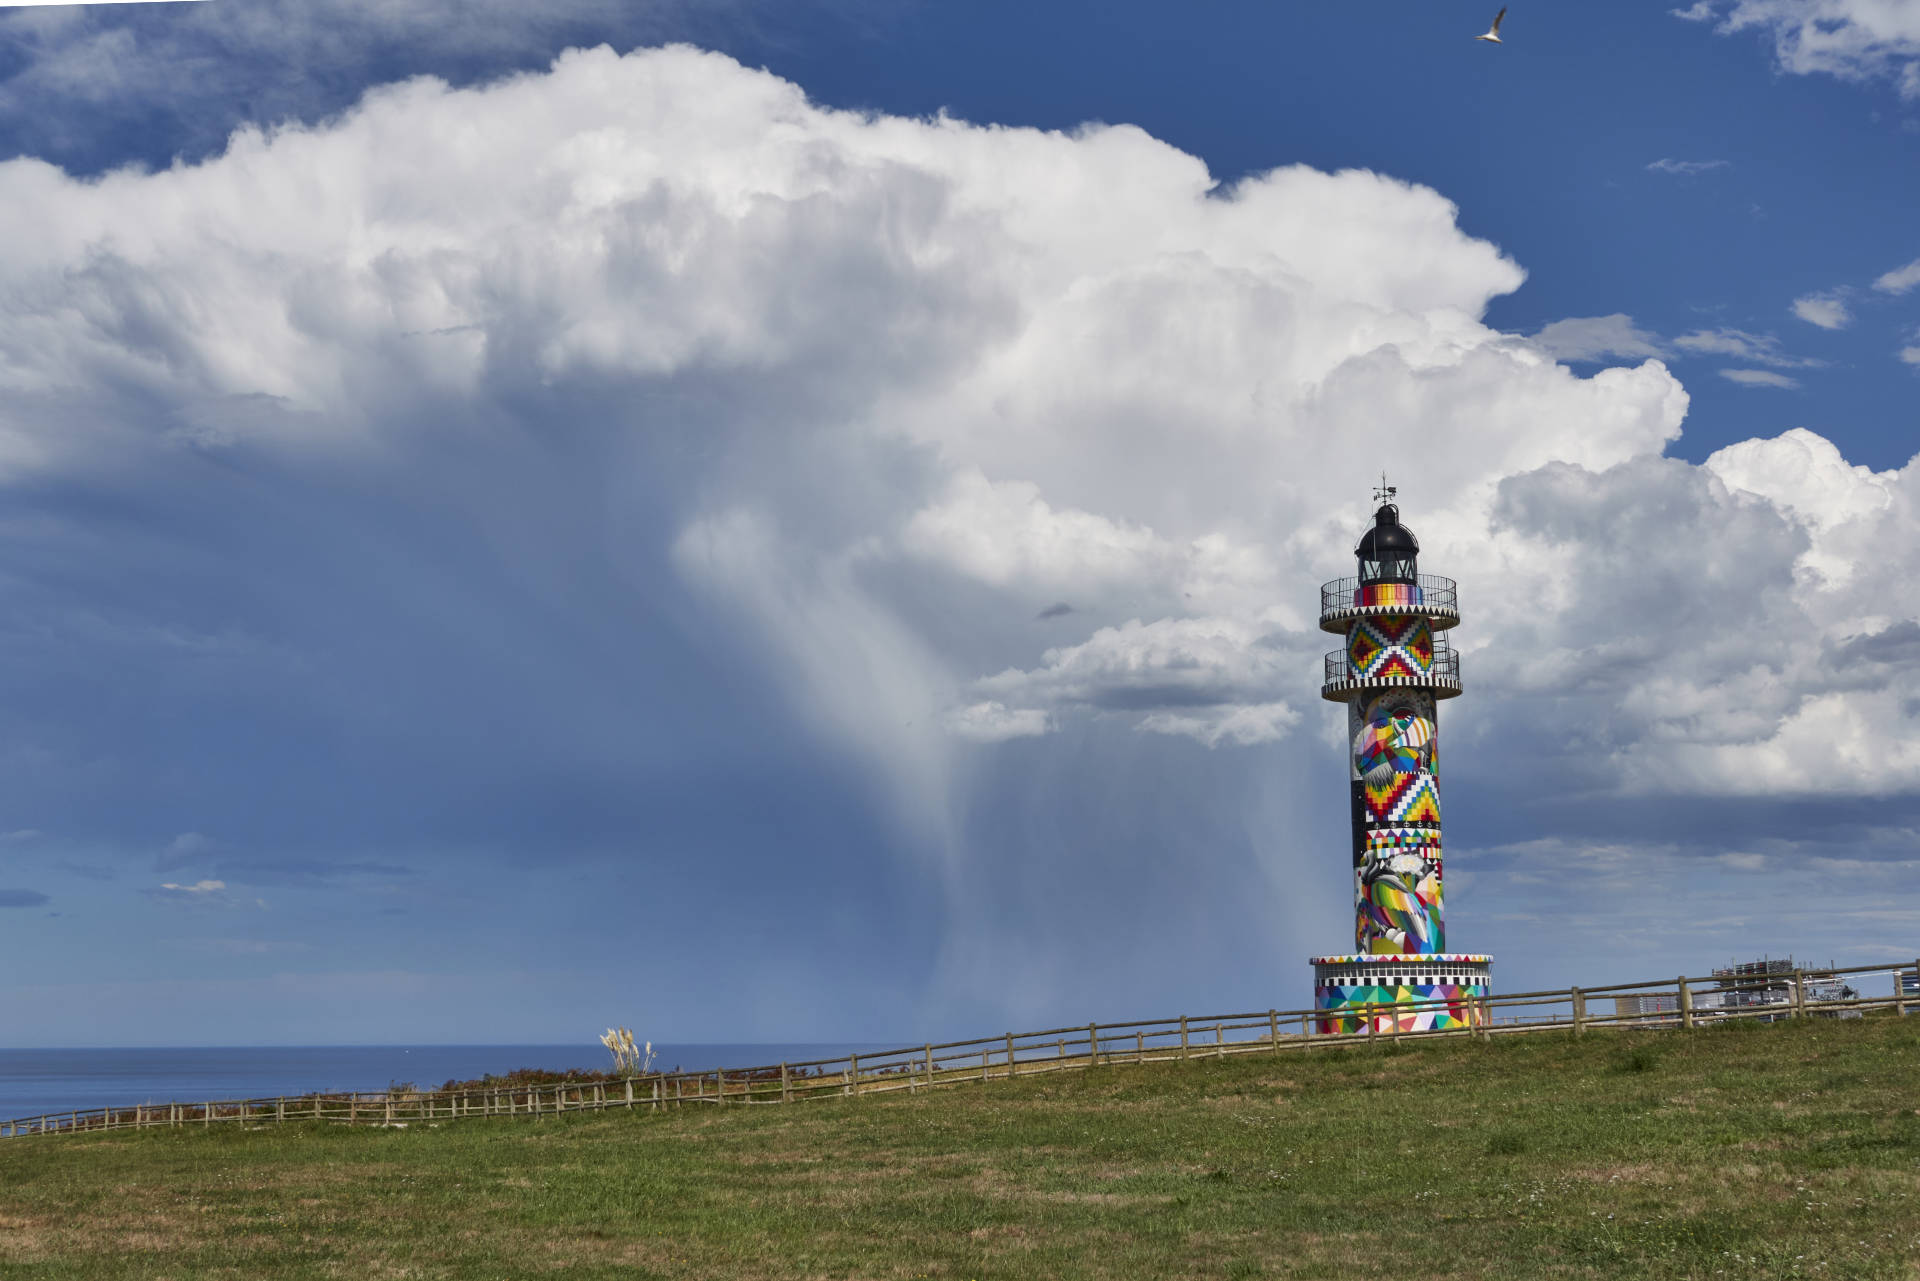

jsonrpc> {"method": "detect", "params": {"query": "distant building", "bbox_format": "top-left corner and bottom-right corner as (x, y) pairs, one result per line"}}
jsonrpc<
(1702, 957), (1859, 1020)
(1612, 993), (1678, 1023)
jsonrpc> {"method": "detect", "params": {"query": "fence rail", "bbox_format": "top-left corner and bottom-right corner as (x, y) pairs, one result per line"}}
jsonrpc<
(5, 959), (1915, 1139)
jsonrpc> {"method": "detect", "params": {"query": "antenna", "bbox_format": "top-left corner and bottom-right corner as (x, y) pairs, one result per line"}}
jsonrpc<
(1373, 473), (1397, 507)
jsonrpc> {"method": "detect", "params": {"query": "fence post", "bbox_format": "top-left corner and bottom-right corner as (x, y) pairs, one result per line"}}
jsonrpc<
(1571, 986), (1586, 1036)
(1268, 1009), (1279, 1052)
(1006, 1033), (1016, 1078)
(847, 1054), (858, 1099)
(1216, 1024), (1225, 1057)
(1679, 977), (1694, 1030)
(1179, 1015), (1190, 1059)
(1898, 970), (1909, 1018)
(1792, 969), (1806, 1019)
(981, 1048), (990, 1084)
(1367, 1004), (1378, 1046)
(1088, 1022), (1099, 1066)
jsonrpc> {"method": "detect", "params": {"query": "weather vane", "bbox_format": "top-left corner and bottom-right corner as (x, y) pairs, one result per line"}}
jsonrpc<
(1373, 473), (1397, 507)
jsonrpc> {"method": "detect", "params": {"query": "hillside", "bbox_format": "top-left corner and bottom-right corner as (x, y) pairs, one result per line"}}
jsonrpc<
(1, 1014), (1915, 1280)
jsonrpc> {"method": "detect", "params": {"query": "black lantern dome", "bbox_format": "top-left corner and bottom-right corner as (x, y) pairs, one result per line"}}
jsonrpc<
(1355, 502), (1419, 584)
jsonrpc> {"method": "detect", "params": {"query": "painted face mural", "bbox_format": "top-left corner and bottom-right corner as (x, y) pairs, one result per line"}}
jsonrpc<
(1356, 850), (1444, 954)
(1351, 690), (1435, 784)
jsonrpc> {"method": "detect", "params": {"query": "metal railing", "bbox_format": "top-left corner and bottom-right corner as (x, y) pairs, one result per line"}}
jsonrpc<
(1320, 573), (1459, 620)
(4, 960), (1914, 1138)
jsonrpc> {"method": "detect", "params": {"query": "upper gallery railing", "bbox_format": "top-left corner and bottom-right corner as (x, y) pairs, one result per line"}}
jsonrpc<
(1319, 574), (1459, 627)
(1322, 635), (1460, 696)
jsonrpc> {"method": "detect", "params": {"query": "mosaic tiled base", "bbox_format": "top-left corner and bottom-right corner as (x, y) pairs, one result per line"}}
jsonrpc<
(1311, 956), (1492, 1035)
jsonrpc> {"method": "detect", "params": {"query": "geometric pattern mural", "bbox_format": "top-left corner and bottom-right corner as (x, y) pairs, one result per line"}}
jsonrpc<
(1365, 772), (1440, 825)
(1315, 979), (1488, 1035)
(1346, 614), (1434, 679)
(1362, 826), (1442, 854)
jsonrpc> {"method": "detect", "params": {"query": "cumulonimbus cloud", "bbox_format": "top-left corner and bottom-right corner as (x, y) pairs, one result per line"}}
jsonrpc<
(1, 44), (1918, 1012)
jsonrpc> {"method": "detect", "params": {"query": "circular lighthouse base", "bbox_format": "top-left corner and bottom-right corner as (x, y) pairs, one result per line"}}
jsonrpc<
(1310, 954), (1492, 1036)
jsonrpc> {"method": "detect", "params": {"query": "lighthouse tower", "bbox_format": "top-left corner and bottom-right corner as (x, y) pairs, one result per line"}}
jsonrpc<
(1312, 488), (1491, 1033)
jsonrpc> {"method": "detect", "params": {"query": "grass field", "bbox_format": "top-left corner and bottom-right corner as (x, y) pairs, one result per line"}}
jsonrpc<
(1, 1013), (1916, 1280)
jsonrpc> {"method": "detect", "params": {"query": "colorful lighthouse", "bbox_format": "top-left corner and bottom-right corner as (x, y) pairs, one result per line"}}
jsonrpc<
(1312, 487), (1491, 1033)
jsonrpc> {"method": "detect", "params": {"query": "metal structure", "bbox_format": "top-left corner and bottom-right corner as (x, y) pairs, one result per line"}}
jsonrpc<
(1311, 490), (1492, 1032)
(1701, 956), (1861, 1020)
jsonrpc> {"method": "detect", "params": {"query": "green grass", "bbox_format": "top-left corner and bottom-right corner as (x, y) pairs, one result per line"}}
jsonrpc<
(3, 1014), (1918, 1279)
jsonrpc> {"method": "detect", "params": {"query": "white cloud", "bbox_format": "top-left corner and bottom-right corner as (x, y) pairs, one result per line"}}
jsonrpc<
(1137, 702), (1299, 748)
(1720, 368), (1800, 388)
(1707, 427), (1894, 534)
(1528, 314), (1666, 363)
(148, 879), (267, 909)
(901, 470), (1171, 593)
(971, 617), (1302, 739)
(1791, 292), (1851, 329)
(1901, 342), (1920, 365)
(945, 701), (1052, 743)
(1875, 256), (1920, 294)
(1680, 1), (1920, 99)
(1674, 327), (1820, 367)
(1646, 157), (1730, 175)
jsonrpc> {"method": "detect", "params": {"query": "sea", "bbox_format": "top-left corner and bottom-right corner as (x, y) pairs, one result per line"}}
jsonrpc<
(0, 1044), (888, 1122)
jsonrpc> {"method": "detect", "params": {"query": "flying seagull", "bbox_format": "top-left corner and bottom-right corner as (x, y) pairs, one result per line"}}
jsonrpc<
(1475, 7), (1506, 43)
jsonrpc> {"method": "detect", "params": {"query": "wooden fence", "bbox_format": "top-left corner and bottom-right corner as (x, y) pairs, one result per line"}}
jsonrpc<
(5, 959), (1914, 1139)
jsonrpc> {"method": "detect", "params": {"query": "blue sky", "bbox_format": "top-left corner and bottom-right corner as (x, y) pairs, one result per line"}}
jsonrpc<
(0, 0), (1916, 1047)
